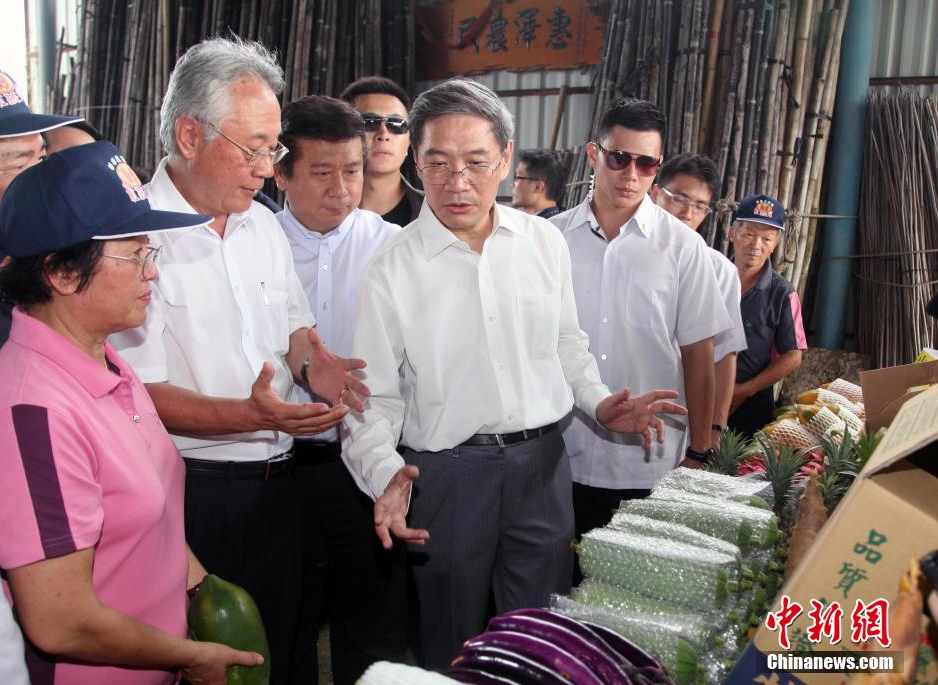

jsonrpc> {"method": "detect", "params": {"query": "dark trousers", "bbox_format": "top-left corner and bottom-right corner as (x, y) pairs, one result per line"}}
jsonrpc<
(571, 482), (651, 585)
(728, 387), (776, 438)
(404, 428), (575, 669)
(183, 461), (302, 685)
(290, 441), (407, 685)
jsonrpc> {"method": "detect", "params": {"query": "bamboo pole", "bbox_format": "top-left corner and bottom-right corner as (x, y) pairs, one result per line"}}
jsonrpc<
(698, 0), (727, 152)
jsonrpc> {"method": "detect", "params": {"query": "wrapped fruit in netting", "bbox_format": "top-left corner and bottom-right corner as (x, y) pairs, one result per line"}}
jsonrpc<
(651, 467), (773, 509)
(550, 595), (720, 685)
(798, 387), (865, 418)
(646, 489), (782, 549)
(821, 378), (863, 404)
(575, 528), (746, 613)
(761, 419), (825, 457)
(779, 404), (860, 441)
(607, 512), (743, 564)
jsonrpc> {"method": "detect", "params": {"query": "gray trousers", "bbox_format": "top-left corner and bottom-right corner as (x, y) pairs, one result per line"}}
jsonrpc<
(404, 428), (575, 669)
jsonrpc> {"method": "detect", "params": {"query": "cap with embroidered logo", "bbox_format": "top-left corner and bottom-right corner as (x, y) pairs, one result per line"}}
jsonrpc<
(734, 193), (786, 231)
(0, 69), (83, 137)
(0, 141), (210, 258)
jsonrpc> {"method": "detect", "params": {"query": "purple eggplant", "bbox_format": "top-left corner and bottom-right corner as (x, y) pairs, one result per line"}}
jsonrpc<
(487, 613), (631, 685)
(635, 666), (677, 685)
(464, 631), (604, 685)
(578, 621), (660, 671)
(445, 666), (519, 684)
(494, 610), (626, 664)
(452, 645), (572, 685)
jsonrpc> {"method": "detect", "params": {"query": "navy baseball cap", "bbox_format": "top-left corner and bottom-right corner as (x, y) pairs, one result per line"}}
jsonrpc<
(0, 141), (211, 258)
(735, 193), (786, 231)
(0, 69), (83, 137)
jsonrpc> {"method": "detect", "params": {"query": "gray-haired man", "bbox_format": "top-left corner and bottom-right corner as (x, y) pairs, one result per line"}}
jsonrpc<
(111, 37), (367, 685)
(341, 77), (686, 667)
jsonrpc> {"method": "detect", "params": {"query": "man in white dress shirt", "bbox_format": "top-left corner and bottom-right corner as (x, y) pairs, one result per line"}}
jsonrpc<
(342, 78), (686, 668)
(651, 153), (748, 448)
(550, 99), (732, 550)
(273, 95), (404, 685)
(110, 38), (367, 685)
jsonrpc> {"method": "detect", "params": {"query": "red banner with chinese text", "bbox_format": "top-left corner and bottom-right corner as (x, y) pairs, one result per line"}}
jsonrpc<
(416, 0), (606, 80)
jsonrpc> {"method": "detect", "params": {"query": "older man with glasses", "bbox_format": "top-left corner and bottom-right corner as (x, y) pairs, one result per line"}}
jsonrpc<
(550, 100), (732, 567)
(341, 79), (687, 669)
(110, 37), (368, 685)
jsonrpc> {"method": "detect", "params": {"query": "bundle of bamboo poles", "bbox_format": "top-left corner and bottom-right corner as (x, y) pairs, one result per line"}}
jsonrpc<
(57, 0), (414, 177)
(563, 0), (850, 301)
(856, 90), (938, 368)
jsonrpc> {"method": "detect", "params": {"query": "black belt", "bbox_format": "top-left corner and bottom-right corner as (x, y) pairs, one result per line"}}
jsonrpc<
(183, 452), (295, 480)
(293, 440), (342, 465)
(460, 422), (559, 448)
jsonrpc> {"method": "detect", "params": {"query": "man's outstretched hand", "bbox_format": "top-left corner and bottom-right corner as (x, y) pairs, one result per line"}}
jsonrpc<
(374, 465), (429, 550)
(596, 388), (687, 448)
(305, 328), (370, 411)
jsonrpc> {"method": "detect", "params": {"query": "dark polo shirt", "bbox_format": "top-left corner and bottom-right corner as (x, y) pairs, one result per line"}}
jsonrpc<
(729, 263), (807, 435)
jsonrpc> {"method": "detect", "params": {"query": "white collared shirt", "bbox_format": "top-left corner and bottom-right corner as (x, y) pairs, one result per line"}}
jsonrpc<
(551, 195), (731, 489)
(710, 249), (748, 362)
(342, 202), (611, 500)
(278, 204), (400, 440)
(110, 157), (315, 461)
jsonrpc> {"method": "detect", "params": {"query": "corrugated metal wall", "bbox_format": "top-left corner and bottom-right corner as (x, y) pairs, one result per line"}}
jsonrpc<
(417, 68), (595, 197)
(870, 0), (938, 95)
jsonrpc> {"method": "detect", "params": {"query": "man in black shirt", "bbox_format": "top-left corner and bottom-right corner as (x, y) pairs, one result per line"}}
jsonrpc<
(510, 148), (565, 219)
(340, 76), (423, 226)
(728, 194), (808, 436)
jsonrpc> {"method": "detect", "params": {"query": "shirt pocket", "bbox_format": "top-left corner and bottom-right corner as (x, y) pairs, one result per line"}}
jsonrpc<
(260, 286), (291, 355)
(623, 273), (676, 334)
(517, 293), (561, 360)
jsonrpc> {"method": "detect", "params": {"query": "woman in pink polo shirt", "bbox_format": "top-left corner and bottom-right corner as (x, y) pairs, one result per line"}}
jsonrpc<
(0, 142), (265, 685)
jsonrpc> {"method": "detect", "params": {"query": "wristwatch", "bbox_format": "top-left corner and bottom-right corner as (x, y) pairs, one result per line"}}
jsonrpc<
(300, 358), (310, 387)
(711, 423), (727, 433)
(685, 446), (717, 463)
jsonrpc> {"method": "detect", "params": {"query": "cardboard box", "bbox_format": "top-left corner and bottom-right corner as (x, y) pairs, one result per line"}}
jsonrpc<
(860, 360), (938, 432)
(727, 385), (938, 684)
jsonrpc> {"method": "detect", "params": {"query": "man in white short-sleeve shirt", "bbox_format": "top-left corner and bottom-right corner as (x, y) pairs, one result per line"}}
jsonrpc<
(110, 38), (366, 685)
(651, 153), (748, 449)
(341, 79), (686, 669)
(551, 99), (732, 546)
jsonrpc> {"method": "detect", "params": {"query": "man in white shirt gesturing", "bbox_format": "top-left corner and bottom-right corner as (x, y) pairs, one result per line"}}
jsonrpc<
(342, 78), (687, 668)
(273, 95), (404, 685)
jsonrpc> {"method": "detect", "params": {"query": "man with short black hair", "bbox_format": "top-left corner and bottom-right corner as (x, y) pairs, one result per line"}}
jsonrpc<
(551, 100), (731, 545)
(651, 153), (747, 448)
(511, 148), (565, 219)
(343, 78), (685, 668)
(727, 194), (807, 436)
(273, 95), (404, 685)
(340, 76), (423, 225)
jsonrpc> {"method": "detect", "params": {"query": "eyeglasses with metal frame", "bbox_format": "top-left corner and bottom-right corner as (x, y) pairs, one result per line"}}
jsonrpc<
(205, 122), (289, 167)
(360, 113), (409, 135)
(658, 185), (713, 216)
(418, 157), (504, 185)
(594, 141), (661, 176)
(102, 245), (162, 278)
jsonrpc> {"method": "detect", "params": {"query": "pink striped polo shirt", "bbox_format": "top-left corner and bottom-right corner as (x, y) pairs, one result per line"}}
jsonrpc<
(0, 309), (187, 685)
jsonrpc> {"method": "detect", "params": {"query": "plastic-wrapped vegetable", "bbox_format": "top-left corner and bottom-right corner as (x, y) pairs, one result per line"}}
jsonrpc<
(357, 661), (460, 684)
(576, 528), (742, 612)
(607, 512), (742, 564)
(646, 489), (782, 548)
(622, 498), (757, 550)
(550, 596), (702, 685)
(651, 467), (773, 509)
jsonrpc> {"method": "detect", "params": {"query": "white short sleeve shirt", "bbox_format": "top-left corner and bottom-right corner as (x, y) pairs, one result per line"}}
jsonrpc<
(710, 249), (748, 362)
(551, 195), (732, 489)
(110, 157), (315, 461)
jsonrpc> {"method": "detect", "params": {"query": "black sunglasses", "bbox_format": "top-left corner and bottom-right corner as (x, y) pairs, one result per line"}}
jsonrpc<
(594, 142), (661, 176)
(361, 113), (409, 135)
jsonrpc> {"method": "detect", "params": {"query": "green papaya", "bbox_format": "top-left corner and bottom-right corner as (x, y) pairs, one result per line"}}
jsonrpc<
(187, 574), (271, 685)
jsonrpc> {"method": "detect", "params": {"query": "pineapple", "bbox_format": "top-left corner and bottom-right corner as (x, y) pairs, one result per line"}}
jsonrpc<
(817, 430), (860, 513)
(707, 429), (752, 476)
(754, 432), (810, 525)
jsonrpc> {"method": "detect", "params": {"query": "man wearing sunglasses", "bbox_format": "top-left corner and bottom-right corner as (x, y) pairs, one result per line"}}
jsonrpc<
(272, 95), (405, 685)
(510, 148), (566, 219)
(650, 154), (748, 449)
(341, 79), (687, 669)
(110, 38), (369, 685)
(340, 76), (424, 226)
(551, 99), (732, 548)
